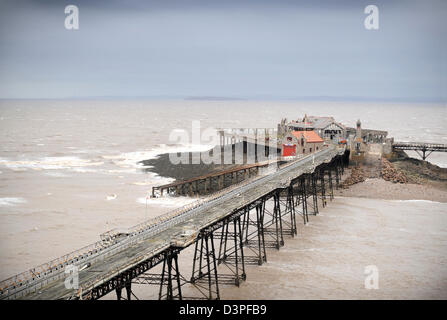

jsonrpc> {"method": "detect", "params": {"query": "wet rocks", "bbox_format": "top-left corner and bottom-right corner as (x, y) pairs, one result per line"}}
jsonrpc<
(381, 158), (407, 183)
(341, 166), (365, 188)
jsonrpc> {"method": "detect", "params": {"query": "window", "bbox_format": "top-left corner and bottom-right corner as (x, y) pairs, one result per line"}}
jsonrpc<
(310, 148), (312, 152)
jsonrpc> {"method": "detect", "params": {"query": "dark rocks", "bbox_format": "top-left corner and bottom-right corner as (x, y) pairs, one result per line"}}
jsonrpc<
(341, 166), (365, 188)
(381, 158), (407, 184)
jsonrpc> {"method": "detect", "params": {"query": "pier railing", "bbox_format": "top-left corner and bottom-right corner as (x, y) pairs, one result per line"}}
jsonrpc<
(393, 142), (447, 150)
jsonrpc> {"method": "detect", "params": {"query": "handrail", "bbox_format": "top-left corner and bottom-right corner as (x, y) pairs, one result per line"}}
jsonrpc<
(393, 142), (447, 148)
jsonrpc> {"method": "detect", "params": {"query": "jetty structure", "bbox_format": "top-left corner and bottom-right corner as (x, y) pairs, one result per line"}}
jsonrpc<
(1, 114), (446, 301)
(392, 142), (447, 161)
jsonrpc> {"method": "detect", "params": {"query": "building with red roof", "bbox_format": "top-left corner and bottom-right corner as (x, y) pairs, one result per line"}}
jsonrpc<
(281, 130), (325, 157)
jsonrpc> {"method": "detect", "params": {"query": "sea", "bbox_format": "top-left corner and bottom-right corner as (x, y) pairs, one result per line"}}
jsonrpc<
(0, 100), (446, 299)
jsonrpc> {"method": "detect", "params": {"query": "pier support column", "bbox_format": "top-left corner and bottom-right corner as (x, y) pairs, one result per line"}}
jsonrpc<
(115, 272), (133, 300)
(335, 165), (340, 189)
(256, 202), (267, 264)
(261, 191), (288, 249)
(115, 287), (122, 300)
(216, 216), (247, 287)
(320, 169), (327, 208)
(125, 283), (132, 301)
(303, 174), (318, 215)
(312, 173), (319, 215)
(190, 232), (220, 300)
(159, 251), (182, 300)
(240, 202), (267, 266)
(287, 186), (297, 236)
(328, 169), (334, 201)
(272, 192), (285, 249)
(300, 176), (309, 224)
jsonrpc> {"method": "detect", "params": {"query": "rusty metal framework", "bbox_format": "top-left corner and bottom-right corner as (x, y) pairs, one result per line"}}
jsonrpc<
(151, 160), (279, 197)
(393, 142), (447, 160)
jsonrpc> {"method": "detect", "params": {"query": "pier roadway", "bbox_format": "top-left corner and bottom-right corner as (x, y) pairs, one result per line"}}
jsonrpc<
(1, 146), (344, 300)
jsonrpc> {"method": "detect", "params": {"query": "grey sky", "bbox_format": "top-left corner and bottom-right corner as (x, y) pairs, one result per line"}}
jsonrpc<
(0, 0), (445, 101)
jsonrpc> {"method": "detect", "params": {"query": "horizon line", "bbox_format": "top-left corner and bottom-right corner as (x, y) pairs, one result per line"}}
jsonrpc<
(0, 95), (445, 104)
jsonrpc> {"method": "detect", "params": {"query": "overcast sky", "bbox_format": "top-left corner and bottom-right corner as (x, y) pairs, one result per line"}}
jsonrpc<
(0, 0), (445, 101)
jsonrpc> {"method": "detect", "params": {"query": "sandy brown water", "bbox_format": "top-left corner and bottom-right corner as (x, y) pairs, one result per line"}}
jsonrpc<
(218, 197), (447, 299)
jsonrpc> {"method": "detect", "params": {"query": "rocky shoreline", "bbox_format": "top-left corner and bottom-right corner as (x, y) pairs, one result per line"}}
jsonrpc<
(381, 158), (407, 183)
(336, 151), (447, 202)
(140, 144), (247, 181)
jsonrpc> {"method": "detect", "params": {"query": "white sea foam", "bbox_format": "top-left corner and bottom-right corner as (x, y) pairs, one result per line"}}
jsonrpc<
(44, 171), (71, 178)
(70, 167), (98, 173)
(102, 143), (215, 169)
(390, 199), (444, 204)
(105, 169), (138, 174)
(0, 156), (103, 171)
(0, 197), (27, 207)
(132, 181), (153, 186)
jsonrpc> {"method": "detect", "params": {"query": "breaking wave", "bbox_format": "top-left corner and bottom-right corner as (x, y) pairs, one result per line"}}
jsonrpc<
(0, 156), (103, 171)
(102, 143), (214, 169)
(0, 197), (27, 207)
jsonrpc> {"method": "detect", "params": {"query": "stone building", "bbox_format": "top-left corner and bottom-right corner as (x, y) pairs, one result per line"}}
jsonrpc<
(345, 122), (387, 143)
(350, 119), (368, 155)
(281, 130), (325, 157)
(285, 115), (346, 143)
(277, 118), (288, 137)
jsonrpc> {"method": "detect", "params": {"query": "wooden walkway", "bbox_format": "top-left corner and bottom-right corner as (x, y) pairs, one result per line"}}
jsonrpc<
(151, 160), (280, 197)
